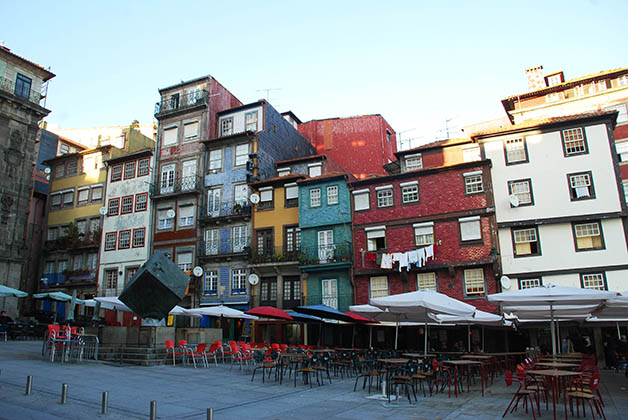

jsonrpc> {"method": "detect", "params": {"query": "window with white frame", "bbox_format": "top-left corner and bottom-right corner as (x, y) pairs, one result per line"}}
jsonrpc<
(623, 181), (628, 203)
(183, 121), (199, 140)
(562, 128), (587, 156)
(308, 163), (322, 178)
(44, 261), (56, 274)
(519, 278), (542, 289)
(91, 186), (103, 202)
(322, 279), (338, 309)
(58, 259), (68, 273)
(366, 227), (386, 251)
(204, 270), (218, 295)
(178, 205), (195, 227)
(77, 188), (89, 204)
(310, 188), (321, 207)
(259, 187), (273, 210)
(568, 172), (594, 200)
(509, 179), (533, 205)
(163, 126), (178, 146)
(220, 117), (233, 136)
(209, 149), (222, 171)
(63, 191), (74, 207)
(232, 268), (247, 294)
(353, 189), (370, 211)
(245, 111), (258, 131)
(459, 216), (481, 242)
(327, 185), (338, 205)
(76, 220), (87, 235)
(135, 193), (147, 211)
(234, 144), (249, 167)
(414, 222), (434, 247)
(581, 273), (606, 290)
(285, 183), (298, 207)
(124, 161), (136, 179)
(158, 209), (174, 230)
(160, 164), (176, 194)
(404, 154), (422, 171)
(121, 196), (133, 214)
(105, 232), (117, 251)
(573, 221), (604, 250)
(137, 158), (150, 176)
(207, 188), (221, 216)
(133, 229), (145, 247)
(105, 269), (117, 291)
(464, 268), (485, 296)
(401, 181), (419, 203)
(417, 272), (437, 291)
(232, 225), (248, 253)
(617, 142), (628, 162)
(464, 172), (483, 194)
(205, 229), (219, 255)
(505, 138), (528, 164)
(512, 226), (540, 256)
(118, 230), (131, 249)
(47, 227), (58, 241)
(369, 276), (388, 298)
(234, 184), (248, 206)
(89, 218), (100, 233)
(277, 167), (291, 177)
(618, 75), (628, 87)
(376, 186), (393, 207)
(177, 251), (193, 272)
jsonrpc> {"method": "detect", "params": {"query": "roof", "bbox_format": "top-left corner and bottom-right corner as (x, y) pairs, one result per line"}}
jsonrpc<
(0, 46), (55, 81)
(216, 100), (266, 116)
(280, 111), (302, 124)
(395, 138), (472, 156)
(158, 75), (212, 93)
(251, 173), (305, 188)
(297, 171), (348, 185)
(471, 110), (618, 138)
(57, 135), (88, 151)
(42, 144), (112, 166)
(105, 148), (153, 165)
(275, 154), (326, 167)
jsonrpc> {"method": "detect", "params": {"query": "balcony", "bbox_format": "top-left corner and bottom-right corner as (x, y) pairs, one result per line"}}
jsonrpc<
(198, 202), (251, 223)
(65, 270), (97, 285)
(43, 230), (101, 253)
(0, 76), (43, 105)
(41, 273), (65, 288)
(250, 245), (305, 265)
(154, 89), (209, 118)
(198, 238), (251, 259)
(151, 175), (201, 198)
(298, 244), (352, 267)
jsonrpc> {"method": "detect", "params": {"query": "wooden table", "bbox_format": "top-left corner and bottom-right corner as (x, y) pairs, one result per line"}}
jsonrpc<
(443, 360), (485, 397)
(377, 358), (410, 402)
(535, 362), (580, 369)
(526, 369), (581, 420)
(402, 353), (436, 359)
(461, 355), (493, 360)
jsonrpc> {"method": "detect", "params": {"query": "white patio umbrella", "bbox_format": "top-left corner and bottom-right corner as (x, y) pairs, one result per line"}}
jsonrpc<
(33, 291), (85, 303)
(0, 285), (28, 297)
(488, 284), (618, 355)
(169, 305), (202, 317)
(187, 305), (258, 320)
(431, 310), (511, 352)
(93, 296), (133, 312)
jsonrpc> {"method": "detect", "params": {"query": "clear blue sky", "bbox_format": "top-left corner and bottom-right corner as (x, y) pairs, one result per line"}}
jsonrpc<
(3, 0), (627, 146)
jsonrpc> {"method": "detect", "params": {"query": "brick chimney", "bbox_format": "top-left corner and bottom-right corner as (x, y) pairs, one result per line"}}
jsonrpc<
(525, 66), (546, 91)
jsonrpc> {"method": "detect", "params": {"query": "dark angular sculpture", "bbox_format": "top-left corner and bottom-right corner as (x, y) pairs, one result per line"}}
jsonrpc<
(119, 251), (190, 320)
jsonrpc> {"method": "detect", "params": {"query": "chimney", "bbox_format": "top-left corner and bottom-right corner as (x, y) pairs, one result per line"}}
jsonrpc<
(525, 66), (546, 91)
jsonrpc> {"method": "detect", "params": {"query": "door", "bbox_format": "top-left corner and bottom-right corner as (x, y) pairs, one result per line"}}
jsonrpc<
(318, 230), (334, 263)
(160, 164), (175, 194)
(207, 188), (221, 217)
(232, 225), (247, 253)
(181, 160), (197, 191)
(205, 229), (219, 255)
(321, 279), (338, 309)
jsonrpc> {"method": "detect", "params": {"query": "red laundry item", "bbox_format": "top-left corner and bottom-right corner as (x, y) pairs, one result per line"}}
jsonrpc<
(365, 252), (377, 262)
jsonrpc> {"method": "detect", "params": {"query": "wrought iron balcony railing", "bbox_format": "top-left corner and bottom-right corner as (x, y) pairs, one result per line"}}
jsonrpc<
(43, 231), (101, 253)
(198, 202), (251, 221)
(154, 89), (209, 116)
(299, 244), (353, 266)
(0, 77), (43, 104)
(250, 245), (305, 264)
(151, 175), (201, 197)
(41, 273), (65, 288)
(198, 238), (251, 258)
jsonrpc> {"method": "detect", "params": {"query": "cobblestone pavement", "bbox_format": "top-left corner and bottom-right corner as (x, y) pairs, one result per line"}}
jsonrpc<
(0, 341), (626, 419)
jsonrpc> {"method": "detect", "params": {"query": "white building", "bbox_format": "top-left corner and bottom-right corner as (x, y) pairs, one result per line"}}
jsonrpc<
(473, 111), (628, 292)
(98, 149), (154, 297)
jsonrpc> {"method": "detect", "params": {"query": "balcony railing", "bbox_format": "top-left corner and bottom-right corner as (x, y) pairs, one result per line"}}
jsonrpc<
(0, 77), (43, 104)
(152, 175), (201, 197)
(198, 202), (251, 221)
(43, 230), (101, 253)
(299, 244), (353, 266)
(198, 238), (251, 258)
(154, 89), (209, 116)
(65, 270), (97, 285)
(250, 245), (305, 264)
(41, 273), (65, 288)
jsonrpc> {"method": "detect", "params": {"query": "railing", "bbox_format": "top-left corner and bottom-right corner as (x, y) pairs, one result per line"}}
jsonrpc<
(0, 76), (42, 104)
(66, 271), (97, 284)
(151, 175), (201, 197)
(43, 231), (101, 252)
(299, 244), (353, 266)
(154, 89), (209, 116)
(41, 273), (65, 288)
(198, 202), (251, 221)
(198, 238), (251, 257)
(250, 245), (305, 264)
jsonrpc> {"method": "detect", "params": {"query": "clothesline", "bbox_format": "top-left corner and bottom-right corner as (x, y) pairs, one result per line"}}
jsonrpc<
(362, 244), (435, 271)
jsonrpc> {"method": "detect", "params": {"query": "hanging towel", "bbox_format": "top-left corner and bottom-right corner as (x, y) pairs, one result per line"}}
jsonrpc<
(398, 252), (409, 272)
(417, 247), (426, 267)
(381, 253), (393, 269)
(407, 249), (419, 269)
(392, 252), (403, 263)
(425, 244), (434, 261)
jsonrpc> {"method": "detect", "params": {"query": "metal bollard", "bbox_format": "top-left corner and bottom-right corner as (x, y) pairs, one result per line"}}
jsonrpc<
(207, 408), (213, 420)
(25, 376), (32, 395)
(149, 400), (156, 420)
(101, 391), (108, 415)
(60, 383), (67, 404)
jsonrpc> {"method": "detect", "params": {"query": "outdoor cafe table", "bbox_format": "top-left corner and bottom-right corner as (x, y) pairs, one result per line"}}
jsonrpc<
(526, 369), (581, 420)
(461, 355), (493, 361)
(443, 360), (485, 397)
(534, 362), (580, 369)
(402, 353), (436, 359)
(377, 358), (410, 401)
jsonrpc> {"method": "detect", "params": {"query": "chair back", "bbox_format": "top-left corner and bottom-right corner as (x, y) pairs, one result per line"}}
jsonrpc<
(208, 343), (221, 352)
(196, 343), (207, 353)
(231, 343), (241, 354)
(589, 373), (601, 391)
(47, 324), (60, 339)
(165, 340), (175, 350)
(280, 344), (288, 352)
(178, 340), (188, 348)
(505, 370), (513, 387)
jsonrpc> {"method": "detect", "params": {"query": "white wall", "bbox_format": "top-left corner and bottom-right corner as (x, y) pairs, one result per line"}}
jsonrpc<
(218, 105), (264, 135)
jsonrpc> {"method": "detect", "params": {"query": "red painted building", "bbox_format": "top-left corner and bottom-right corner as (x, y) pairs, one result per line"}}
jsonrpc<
(298, 114), (397, 179)
(351, 159), (499, 313)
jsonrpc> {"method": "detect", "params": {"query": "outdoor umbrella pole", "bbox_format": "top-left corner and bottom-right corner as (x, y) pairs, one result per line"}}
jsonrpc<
(617, 322), (622, 340)
(482, 326), (485, 352)
(556, 320), (561, 354)
(550, 304), (557, 356)
(369, 325), (372, 348)
(395, 321), (399, 350)
(467, 325), (471, 352)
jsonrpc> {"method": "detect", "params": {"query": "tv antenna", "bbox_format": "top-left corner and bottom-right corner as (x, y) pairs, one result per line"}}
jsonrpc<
(256, 88), (281, 102)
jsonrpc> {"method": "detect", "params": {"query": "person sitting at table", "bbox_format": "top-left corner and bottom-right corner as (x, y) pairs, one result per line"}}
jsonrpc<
(0, 310), (12, 325)
(453, 340), (466, 352)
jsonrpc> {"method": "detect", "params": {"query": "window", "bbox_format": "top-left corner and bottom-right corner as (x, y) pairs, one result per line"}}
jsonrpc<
(232, 225), (248, 252)
(308, 163), (322, 178)
(605, 104), (628, 124)
(568, 172), (595, 200)
(310, 188), (321, 207)
(50, 193), (62, 208)
(111, 165), (123, 182)
(618, 75), (628, 87)
(220, 118), (233, 136)
(204, 270), (218, 295)
(623, 181), (628, 203)
(321, 278), (338, 309)
(573, 221), (604, 251)
(77, 188), (90, 204)
(137, 158), (150, 176)
(160, 164), (176, 194)
(63, 191), (74, 207)
(464, 268), (485, 296)
(107, 198), (120, 216)
(183, 121), (199, 140)
(283, 276), (301, 307)
(209, 149), (222, 171)
(168, 93), (179, 110)
(353, 189), (370, 211)
(91, 186), (103, 202)
(178, 205), (195, 227)
(104, 232), (117, 251)
(58, 260), (68, 273)
(135, 193), (147, 211)
(459, 216), (481, 242)
(89, 218), (100, 233)
(125, 266), (138, 288)
(205, 229), (219, 255)
(234, 184), (249, 206)
(234, 144), (249, 167)
(505, 138), (528, 164)
(327, 185), (338, 205)
(121, 196), (133, 214)
(256, 228), (274, 255)
(508, 179), (533, 206)
(163, 126), (178, 146)
(401, 181), (419, 203)
(181, 160), (197, 191)
(76, 220), (87, 235)
(55, 164), (65, 178)
(464, 172), (483, 194)
(177, 251), (193, 272)
(463, 145), (481, 162)
(405, 154), (423, 171)
(318, 230), (334, 263)
(414, 222), (434, 247)
(258, 187), (273, 210)
(14, 73), (32, 99)
(562, 127), (588, 156)
(232, 268), (247, 294)
(66, 160), (78, 176)
(519, 278), (542, 289)
(245, 111), (258, 131)
(47, 227), (58, 241)
(417, 272), (437, 291)
(284, 183), (298, 207)
(370, 276), (388, 298)
(261, 277), (277, 304)
(124, 161), (136, 179)
(133, 228), (145, 247)
(376, 186), (393, 207)
(366, 227), (386, 251)
(277, 168), (291, 177)
(512, 226), (540, 256)
(285, 226), (301, 253)
(207, 187), (221, 216)
(158, 209), (174, 230)
(44, 261), (56, 274)
(581, 273), (607, 291)
(386, 130), (392, 144)
(105, 270), (117, 291)
(118, 230), (131, 249)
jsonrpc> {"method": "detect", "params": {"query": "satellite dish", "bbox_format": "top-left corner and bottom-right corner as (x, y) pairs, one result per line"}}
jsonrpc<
(166, 209), (176, 218)
(509, 194), (520, 207)
(248, 273), (259, 285)
(99, 207), (108, 216)
(43, 167), (51, 175)
(192, 266), (203, 277)
(500, 276), (512, 290)
(249, 193), (260, 204)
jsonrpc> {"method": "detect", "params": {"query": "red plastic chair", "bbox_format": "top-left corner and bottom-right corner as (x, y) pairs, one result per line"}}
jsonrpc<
(230, 343), (253, 371)
(206, 342), (221, 366)
(186, 343), (208, 368)
(165, 340), (185, 366)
